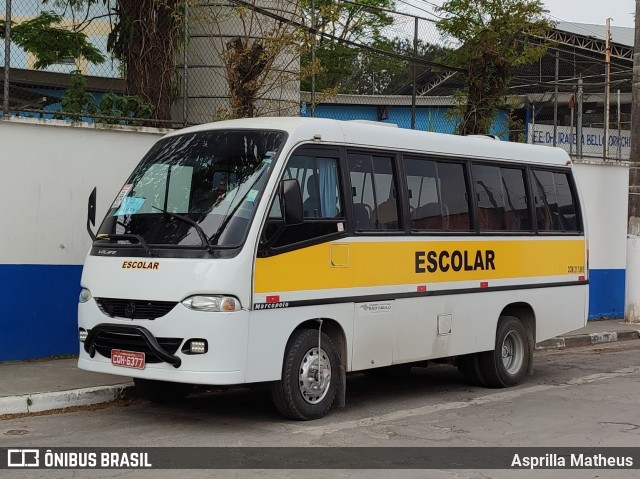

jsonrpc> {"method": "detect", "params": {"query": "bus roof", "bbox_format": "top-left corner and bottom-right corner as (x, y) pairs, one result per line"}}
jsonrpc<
(167, 117), (571, 167)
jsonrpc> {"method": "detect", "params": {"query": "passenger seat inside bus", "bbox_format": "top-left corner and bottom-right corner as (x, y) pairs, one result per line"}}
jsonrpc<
(353, 203), (373, 230)
(412, 202), (448, 230)
(303, 175), (320, 217)
(373, 197), (399, 229)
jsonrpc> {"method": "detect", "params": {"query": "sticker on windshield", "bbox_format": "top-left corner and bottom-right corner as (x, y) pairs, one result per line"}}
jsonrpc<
(114, 196), (145, 216)
(246, 189), (259, 203)
(111, 184), (132, 209)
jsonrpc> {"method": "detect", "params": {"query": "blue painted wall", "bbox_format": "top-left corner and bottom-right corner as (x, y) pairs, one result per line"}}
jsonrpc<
(300, 104), (510, 138)
(588, 269), (625, 320)
(0, 265), (82, 361)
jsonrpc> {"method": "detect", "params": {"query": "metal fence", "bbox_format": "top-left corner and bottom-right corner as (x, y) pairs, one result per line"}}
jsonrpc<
(1, 0), (633, 160)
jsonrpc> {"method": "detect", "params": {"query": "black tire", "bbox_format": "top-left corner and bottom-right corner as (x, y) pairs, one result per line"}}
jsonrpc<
(457, 353), (487, 387)
(271, 329), (340, 420)
(133, 378), (193, 403)
(479, 316), (530, 388)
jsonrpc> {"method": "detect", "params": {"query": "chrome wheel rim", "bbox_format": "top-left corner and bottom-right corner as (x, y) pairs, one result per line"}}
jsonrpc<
(298, 347), (332, 404)
(501, 330), (524, 375)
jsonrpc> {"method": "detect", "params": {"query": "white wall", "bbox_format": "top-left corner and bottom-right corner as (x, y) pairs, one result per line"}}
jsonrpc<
(572, 161), (629, 270)
(0, 117), (169, 265)
(0, 118), (630, 360)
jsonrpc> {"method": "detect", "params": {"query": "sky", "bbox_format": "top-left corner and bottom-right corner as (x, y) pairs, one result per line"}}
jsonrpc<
(397, 1), (636, 28)
(542, 0), (634, 28)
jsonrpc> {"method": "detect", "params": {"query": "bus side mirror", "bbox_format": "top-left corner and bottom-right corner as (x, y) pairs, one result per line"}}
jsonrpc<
(280, 178), (303, 226)
(87, 187), (97, 241)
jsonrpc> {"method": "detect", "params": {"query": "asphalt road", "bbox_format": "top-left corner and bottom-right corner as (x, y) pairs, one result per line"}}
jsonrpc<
(2, 341), (640, 478)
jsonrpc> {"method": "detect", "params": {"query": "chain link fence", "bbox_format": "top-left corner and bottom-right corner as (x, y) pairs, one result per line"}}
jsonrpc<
(512, 34), (633, 161)
(1, 0), (633, 160)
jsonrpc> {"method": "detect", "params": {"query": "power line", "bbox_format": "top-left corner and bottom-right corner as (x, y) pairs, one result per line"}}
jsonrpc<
(223, 0), (461, 71)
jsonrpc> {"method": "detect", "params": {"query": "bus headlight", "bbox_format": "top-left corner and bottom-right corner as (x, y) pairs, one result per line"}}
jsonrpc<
(79, 288), (92, 303)
(181, 295), (241, 312)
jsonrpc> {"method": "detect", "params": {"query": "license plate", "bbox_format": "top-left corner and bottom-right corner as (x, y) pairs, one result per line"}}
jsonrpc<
(111, 349), (145, 369)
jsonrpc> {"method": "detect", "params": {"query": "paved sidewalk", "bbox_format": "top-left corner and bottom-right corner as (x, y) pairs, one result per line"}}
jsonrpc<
(1, 319), (639, 416)
(535, 318), (640, 349)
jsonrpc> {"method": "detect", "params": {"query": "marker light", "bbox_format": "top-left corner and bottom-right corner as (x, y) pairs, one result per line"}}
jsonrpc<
(79, 328), (88, 342)
(190, 340), (207, 354)
(79, 288), (92, 303)
(181, 295), (241, 312)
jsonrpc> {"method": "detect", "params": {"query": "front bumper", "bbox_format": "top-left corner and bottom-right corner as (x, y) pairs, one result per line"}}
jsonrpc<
(77, 299), (250, 385)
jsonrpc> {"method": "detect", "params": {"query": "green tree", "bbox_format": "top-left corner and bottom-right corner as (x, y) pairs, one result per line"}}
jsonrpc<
(107, 0), (182, 124)
(300, 0), (396, 93)
(3, 11), (105, 69)
(2, 0), (181, 124)
(199, 0), (307, 119)
(436, 0), (553, 135)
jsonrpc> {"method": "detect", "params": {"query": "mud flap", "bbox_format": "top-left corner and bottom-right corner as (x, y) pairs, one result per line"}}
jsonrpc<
(337, 364), (346, 407)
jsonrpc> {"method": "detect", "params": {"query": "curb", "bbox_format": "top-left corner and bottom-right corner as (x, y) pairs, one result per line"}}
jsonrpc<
(536, 330), (640, 350)
(2, 331), (639, 415)
(0, 383), (133, 416)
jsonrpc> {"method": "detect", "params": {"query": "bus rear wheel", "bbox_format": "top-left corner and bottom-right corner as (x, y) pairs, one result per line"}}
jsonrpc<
(271, 329), (340, 420)
(133, 378), (193, 403)
(479, 316), (530, 388)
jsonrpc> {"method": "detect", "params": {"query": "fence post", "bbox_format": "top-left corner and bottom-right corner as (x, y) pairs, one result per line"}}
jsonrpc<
(411, 16), (417, 130)
(576, 77), (583, 159)
(310, 0), (316, 117)
(553, 50), (559, 147)
(182, 0), (189, 127)
(3, 0), (11, 118)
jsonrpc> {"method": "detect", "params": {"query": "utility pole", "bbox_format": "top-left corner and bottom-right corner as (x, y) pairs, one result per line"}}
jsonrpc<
(604, 18), (612, 160)
(625, 0), (640, 323)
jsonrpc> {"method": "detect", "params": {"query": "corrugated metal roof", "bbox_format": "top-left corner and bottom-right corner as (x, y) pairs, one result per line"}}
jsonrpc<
(555, 22), (633, 47)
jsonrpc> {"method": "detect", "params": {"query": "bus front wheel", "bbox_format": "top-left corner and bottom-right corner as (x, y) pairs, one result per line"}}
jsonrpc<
(271, 329), (340, 420)
(133, 378), (193, 403)
(480, 316), (530, 388)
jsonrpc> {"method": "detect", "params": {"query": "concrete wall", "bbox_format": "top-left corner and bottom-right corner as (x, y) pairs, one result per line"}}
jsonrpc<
(0, 117), (629, 361)
(0, 117), (167, 361)
(573, 161), (629, 319)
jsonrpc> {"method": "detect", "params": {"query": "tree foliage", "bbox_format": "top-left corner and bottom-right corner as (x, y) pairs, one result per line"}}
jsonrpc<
(3, 0), (181, 124)
(107, 0), (182, 124)
(58, 70), (155, 125)
(197, 1), (306, 119)
(436, 0), (553, 135)
(301, 0), (396, 93)
(3, 11), (105, 69)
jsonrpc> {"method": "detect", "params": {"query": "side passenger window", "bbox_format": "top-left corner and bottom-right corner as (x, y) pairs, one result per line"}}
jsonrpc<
(472, 165), (532, 231)
(530, 170), (579, 232)
(263, 151), (344, 250)
(405, 158), (471, 231)
(280, 155), (342, 218)
(347, 153), (400, 231)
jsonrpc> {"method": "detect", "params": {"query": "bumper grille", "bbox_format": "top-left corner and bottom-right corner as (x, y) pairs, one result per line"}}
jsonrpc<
(95, 298), (178, 320)
(92, 330), (183, 364)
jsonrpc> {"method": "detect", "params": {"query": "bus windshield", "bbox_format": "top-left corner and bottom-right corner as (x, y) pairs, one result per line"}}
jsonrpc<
(97, 129), (286, 249)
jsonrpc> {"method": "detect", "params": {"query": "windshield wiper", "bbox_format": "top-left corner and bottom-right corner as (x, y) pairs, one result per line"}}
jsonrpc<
(96, 233), (157, 257)
(152, 207), (214, 255)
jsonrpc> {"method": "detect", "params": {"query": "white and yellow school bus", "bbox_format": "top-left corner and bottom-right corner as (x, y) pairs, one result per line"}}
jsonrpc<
(78, 117), (588, 420)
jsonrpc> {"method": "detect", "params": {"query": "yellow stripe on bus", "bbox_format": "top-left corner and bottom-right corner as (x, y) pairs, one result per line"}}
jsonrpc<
(254, 238), (586, 293)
